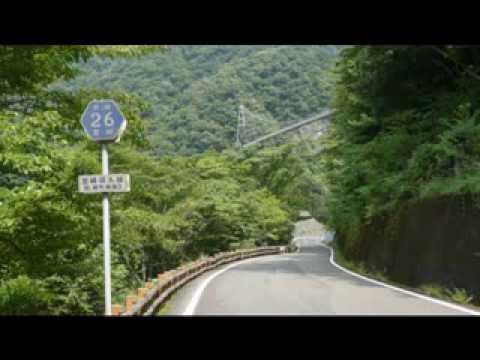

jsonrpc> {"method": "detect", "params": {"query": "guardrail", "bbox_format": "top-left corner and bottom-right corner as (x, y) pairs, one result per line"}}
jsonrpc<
(113, 246), (288, 316)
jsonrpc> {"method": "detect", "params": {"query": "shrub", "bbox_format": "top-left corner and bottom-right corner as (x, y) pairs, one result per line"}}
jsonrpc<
(446, 288), (473, 305)
(419, 284), (445, 299)
(0, 276), (52, 315)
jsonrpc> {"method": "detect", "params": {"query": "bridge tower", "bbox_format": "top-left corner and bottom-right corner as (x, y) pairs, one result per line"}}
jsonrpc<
(236, 104), (246, 147)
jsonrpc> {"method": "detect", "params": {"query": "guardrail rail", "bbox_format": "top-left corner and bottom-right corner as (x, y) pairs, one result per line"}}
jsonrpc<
(113, 246), (288, 316)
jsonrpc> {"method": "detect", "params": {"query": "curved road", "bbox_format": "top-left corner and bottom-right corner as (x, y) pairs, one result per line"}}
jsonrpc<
(163, 226), (479, 316)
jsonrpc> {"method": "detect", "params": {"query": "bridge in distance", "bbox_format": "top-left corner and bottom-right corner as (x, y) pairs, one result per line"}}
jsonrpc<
(236, 105), (335, 149)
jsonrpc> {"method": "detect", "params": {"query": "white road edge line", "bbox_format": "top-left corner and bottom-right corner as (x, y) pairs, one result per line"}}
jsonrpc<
(182, 256), (275, 316)
(184, 236), (480, 316)
(320, 242), (480, 316)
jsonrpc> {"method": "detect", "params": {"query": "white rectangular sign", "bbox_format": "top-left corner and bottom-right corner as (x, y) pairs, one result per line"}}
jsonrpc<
(78, 174), (131, 193)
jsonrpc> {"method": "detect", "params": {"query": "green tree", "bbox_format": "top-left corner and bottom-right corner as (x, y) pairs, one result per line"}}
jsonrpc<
(321, 45), (480, 248)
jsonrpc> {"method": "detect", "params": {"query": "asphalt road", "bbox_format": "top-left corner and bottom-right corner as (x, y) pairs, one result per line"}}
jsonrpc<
(163, 223), (479, 315)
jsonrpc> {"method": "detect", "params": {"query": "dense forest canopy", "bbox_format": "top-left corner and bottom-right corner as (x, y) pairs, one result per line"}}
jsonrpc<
(319, 46), (480, 250)
(0, 45), (326, 314)
(59, 45), (339, 155)
(6, 44), (477, 314)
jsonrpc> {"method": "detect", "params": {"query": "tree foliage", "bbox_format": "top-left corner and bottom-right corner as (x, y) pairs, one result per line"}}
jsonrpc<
(320, 45), (480, 244)
(60, 45), (339, 155)
(0, 45), (310, 314)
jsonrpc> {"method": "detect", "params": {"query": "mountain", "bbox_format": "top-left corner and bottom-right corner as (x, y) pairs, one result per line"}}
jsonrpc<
(60, 45), (339, 155)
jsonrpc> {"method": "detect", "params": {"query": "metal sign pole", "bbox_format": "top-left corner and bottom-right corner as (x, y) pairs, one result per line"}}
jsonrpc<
(102, 143), (112, 316)
(80, 99), (128, 316)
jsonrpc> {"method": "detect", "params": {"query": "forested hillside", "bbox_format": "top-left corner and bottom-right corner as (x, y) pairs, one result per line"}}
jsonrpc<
(0, 46), (322, 314)
(59, 45), (339, 154)
(322, 46), (480, 239)
(9, 45), (480, 314)
(319, 46), (480, 301)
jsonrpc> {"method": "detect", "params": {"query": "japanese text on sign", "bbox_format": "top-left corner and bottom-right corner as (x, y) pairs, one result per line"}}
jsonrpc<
(78, 174), (131, 193)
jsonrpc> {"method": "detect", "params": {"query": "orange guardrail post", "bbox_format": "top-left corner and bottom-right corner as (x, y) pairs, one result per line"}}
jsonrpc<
(112, 304), (122, 316)
(138, 287), (148, 299)
(126, 295), (137, 312)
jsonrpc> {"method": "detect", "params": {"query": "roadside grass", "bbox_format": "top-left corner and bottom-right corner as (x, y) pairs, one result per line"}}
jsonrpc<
(334, 249), (388, 282)
(156, 301), (170, 316)
(420, 284), (474, 306)
(333, 245), (478, 308)
(447, 288), (474, 305)
(418, 284), (444, 299)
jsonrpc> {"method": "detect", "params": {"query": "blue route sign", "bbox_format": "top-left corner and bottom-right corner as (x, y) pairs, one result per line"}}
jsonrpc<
(81, 99), (126, 142)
